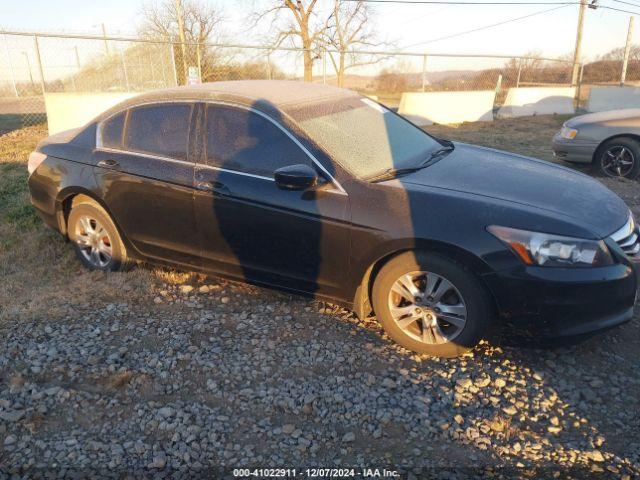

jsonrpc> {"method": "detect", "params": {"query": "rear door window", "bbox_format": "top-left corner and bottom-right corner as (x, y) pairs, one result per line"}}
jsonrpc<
(100, 112), (125, 149)
(124, 103), (192, 160)
(205, 105), (311, 177)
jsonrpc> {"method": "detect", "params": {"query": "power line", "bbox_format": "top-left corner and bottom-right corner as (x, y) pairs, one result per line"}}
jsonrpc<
(402, 4), (572, 48)
(346, 0), (578, 4)
(611, 0), (640, 7)
(397, 5), (456, 26)
(599, 3), (640, 14)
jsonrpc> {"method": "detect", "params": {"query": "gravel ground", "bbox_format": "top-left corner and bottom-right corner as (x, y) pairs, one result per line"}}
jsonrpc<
(1, 117), (640, 478)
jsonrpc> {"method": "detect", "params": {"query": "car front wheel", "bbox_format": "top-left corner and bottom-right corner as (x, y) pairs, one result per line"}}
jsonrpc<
(67, 197), (129, 271)
(372, 251), (491, 358)
(598, 137), (640, 179)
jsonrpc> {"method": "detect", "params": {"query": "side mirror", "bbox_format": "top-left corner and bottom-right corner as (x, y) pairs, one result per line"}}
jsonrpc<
(274, 164), (318, 191)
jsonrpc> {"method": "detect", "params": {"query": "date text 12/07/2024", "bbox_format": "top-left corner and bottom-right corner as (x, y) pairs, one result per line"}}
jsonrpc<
(232, 468), (401, 478)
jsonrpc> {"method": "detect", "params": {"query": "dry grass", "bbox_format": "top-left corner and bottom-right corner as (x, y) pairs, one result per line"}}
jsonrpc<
(0, 125), (166, 322)
(426, 114), (571, 162)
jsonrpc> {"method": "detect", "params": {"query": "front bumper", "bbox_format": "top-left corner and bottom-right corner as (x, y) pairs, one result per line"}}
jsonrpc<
(483, 261), (637, 337)
(552, 134), (598, 164)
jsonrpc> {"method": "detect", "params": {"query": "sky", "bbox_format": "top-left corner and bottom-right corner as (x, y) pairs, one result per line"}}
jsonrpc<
(0, 0), (637, 66)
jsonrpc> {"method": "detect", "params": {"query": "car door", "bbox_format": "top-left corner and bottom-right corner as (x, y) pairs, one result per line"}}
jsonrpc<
(94, 102), (201, 267)
(193, 103), (351, 297)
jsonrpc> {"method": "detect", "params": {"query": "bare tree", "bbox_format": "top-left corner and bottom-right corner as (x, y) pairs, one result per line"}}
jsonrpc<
(141, 0), (223, 43)
(324, 0), (386, 88)
(504, 51), (544, 86)
(253, 1), (324, 81)
(139, 0), (224, 83)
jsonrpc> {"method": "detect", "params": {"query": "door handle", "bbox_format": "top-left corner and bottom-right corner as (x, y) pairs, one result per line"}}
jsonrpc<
(195, 180), (229, 195)
(97, 159), (120, 170)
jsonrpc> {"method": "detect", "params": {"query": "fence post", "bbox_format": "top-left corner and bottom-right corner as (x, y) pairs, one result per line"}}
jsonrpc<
(421, 55), (428, 92)
(196, 42), (202, 82)
(159, 45), (167, 86)
(576, 63), (584, 109)
(120, 49), (130, 91)
(72, 46), (81, 92)
(150, 55), (156, 84)
(621, 16), (634, 85)
(32, 35), (46, 96)
(3, 34), (19, 97)
(169, 38), (179, 86)
(266, 52), (272, 80)
(495, 74), (502, 96)
(516, 63), (522, 88)
(322, 48), (327, 85)
(101, 23), (109, 55)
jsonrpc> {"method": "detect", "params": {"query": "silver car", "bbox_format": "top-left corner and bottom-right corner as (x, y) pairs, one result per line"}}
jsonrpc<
(552, 108), (640, 179)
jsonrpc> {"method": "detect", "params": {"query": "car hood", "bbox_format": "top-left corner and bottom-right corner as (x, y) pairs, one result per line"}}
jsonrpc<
(566, 108), (640, 127)
(398, 143), (628, 238)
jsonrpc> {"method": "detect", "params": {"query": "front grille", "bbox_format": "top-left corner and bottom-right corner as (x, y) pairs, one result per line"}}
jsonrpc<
(611, 213), (640, 257)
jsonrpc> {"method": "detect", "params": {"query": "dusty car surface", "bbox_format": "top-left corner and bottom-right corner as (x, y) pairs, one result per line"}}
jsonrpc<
(27, 80), (639, 357)
(552, 108), (640, 178)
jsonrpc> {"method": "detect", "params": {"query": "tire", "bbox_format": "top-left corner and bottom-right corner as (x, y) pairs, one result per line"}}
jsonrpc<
(67, 198), (129, 272)
(596, 137), (640, 179)
(371, 251), (491, 358)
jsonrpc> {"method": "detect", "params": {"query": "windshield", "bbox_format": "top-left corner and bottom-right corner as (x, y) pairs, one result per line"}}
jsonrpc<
(289, 95), (442, 179)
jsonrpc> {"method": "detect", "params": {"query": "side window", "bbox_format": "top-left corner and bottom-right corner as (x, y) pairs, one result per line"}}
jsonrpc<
(124, 103), (192, 160)
(206, 105), (311, 176)
(100, 112), (125, 149)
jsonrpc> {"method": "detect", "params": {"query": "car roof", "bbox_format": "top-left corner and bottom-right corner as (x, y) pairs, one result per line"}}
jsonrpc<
(96, 80), (358, 121)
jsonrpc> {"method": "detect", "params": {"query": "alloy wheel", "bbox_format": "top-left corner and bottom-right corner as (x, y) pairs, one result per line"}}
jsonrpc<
(388, 270), (467, 345)
(74, 215), (113, 268)
(602, 146), (635, 178)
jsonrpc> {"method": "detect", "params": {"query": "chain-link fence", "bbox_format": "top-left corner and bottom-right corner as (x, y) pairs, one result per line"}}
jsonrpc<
(0, 30), (580, 133)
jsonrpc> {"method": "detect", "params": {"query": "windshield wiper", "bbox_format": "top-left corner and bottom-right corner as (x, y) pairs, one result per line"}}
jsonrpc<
(366, 166), (423, 183)
(419, 143), (455, 167)
(366, 142), (455, 183)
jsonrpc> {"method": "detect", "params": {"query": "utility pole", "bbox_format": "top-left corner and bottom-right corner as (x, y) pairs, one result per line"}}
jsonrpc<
(175, 0), (188, 83)
(571, 0), (587, 86)
(621, 16), (634, 85)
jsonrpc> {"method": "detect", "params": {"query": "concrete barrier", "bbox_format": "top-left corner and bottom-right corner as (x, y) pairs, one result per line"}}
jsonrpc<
(497, 87), (575, 118)
(586, 86), (640, 112)
(44, 92), (137, 135)
(398, 90), (495, 125)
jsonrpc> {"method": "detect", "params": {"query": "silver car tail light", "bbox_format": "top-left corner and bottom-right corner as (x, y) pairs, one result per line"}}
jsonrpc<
(611, 213), (640, 257)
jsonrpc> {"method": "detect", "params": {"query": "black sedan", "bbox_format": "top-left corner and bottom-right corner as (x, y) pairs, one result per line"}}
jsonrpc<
(27, 81), (638, 357)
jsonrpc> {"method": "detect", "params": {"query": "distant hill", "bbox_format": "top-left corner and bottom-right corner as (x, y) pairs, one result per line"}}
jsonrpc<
(312, 69), (480, 91)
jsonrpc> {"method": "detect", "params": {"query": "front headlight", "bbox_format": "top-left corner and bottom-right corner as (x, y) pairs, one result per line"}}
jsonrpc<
(488, 226), (613, 267)
(559, 125), (578, 140)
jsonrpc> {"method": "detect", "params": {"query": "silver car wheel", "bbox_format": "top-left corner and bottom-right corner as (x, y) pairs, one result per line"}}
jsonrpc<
(388, 270), (467, 345)
(602, 146), (635, 178)
(74, 215), (113, 268)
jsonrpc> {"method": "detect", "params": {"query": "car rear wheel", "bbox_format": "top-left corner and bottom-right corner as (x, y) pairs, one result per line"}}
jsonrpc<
(372, 251), (491, 358)
(67, 198), (129, 271)
(598, 138), (640, 179)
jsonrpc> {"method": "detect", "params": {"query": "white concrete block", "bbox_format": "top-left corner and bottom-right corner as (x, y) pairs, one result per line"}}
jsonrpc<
(44, 92), (137, 135)
(398, 90), (495, 125)
(586, 86), (640, 112)
(497, 87), (575, 118)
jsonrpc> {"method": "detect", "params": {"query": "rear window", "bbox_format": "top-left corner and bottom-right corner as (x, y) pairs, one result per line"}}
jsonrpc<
(124, 103), (192, 160)
(100, 112), (125, 149)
